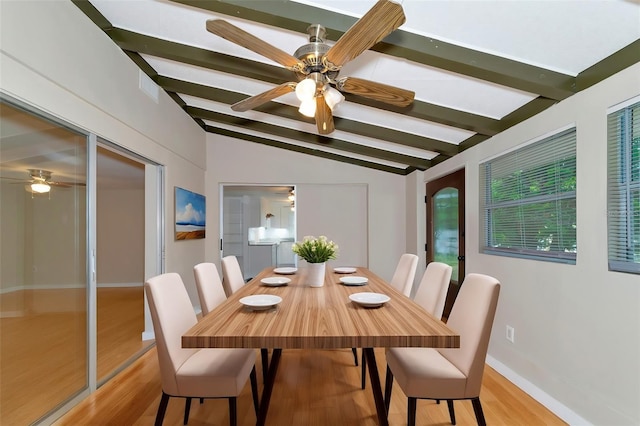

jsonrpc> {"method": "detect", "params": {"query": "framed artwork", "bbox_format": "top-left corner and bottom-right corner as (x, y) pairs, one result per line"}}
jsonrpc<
(175, 187), (206, 240)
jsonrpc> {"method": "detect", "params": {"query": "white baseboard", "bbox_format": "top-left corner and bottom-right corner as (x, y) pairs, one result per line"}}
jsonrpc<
(0, 283), (142, 294)
(97, 282), (143, 288)
(0, 284), (84, 294)
(486, 355), (591, 425)
(142, 330), (155, 341)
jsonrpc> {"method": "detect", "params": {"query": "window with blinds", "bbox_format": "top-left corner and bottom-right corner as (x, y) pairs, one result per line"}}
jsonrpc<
(480, 128), (577, 263)
(607, 101), (640, 274)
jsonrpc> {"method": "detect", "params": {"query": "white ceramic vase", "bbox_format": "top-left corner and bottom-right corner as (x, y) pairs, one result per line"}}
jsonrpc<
(306, 262), (326, 287)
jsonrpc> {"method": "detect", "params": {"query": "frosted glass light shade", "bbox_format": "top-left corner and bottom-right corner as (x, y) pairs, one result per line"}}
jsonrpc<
(31, 182), (51, 193)
(295, 78), (317, 101)
(324, 86), (345, 111)
(298, 99), (316, 117)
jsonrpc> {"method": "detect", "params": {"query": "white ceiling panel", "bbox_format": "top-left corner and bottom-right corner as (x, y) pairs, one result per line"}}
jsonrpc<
(71, 0), (639, 174)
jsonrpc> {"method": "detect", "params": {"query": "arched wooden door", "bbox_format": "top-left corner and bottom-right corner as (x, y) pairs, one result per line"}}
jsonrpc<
(426, 168), (465, 319)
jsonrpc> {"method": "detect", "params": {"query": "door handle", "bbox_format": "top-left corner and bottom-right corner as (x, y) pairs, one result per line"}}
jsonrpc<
(457, 255), (465, 261)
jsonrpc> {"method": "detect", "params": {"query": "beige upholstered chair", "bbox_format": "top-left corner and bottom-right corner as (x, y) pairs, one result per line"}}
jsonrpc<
(193, 262), (226, 316)
(358, 253), (420, 382)
(145, 273), (259, 426)
(413, 261), (453, 320)
(384, 273), (501, 426)
(220, 256), (270, 381)
(221, 255), (246, 297)
(390, 253), (420, 297)
(361, 261), (452, 389)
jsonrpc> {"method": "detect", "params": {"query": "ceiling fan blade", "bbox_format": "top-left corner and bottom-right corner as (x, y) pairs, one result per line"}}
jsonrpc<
(207, 20), (303, 70)
(338, 77), (414, 107)
(315, 95), (335, 135)
(0, 176), (28, 182)
(324, 0), (405, 68)
(231, 83), (296, 112)
(50, 181), (85, 188)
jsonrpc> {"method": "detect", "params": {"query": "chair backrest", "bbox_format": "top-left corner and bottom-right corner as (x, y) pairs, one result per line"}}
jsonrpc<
(221, 255), (245, 296)
(193, 262), (227, 316)
(438, 273), (500, 398)
(413, 261), (452, 319)
(144, 272), (198, 395)
(389, 253), (419, 296)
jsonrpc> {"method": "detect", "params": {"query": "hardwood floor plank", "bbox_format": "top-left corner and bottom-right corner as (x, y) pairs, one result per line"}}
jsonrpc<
(2, 288), (566, 425)
(0, 287), (151, 425)
(55, 347), (567, 425)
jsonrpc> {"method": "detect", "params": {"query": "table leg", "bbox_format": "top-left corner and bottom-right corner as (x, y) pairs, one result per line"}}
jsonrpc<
(256, 348), (282, 426)
(363, 348), (389, 426)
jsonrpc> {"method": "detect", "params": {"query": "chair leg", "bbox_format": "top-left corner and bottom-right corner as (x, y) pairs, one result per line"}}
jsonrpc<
(351, 347), (359, 366)
(471, 397), (486, 426)
(447, 400), (456, 425)
(154, 392), (170, 426)
(407, 397), (417, 426)
(361, 351), (367, 389)
(383, 365), (393, 414)
(261, 348), (269, 383)
(200, 398), (204, 404)
(184, 397), (192, 425)
(250, 366), (260, 416)
(228, 397), (237, 426)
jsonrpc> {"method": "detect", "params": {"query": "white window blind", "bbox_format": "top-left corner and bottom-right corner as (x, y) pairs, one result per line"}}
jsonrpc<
(480, 128), (577, 262)
(607, 101), (640, 274)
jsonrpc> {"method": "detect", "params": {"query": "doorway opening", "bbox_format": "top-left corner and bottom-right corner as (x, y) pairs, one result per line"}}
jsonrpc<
(426, 168), (465, 319)
(221, 185), (296, 281)
(95, 144), (157, 384)
(0, 96), (164, 424)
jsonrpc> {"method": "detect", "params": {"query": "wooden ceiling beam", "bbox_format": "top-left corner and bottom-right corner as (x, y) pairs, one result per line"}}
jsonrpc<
(188, 107), (432, 170)
(170, 0), (576, 100)
(160, 76), (459, 155)
(206, 126), (413, 175)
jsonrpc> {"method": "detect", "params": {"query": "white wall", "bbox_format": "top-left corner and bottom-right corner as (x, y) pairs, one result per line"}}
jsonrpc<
(405, 170), (427, 296)
(0, 1), (207, 302)
(423, 64), (640, 425)
(0, 183), (25, 292)
(97, 189), (144, 286)
(205, 135), (407, 282)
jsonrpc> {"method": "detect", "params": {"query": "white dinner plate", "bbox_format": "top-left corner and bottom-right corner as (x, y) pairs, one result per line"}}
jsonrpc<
(334, 267), (357, 274)
(260, 277), (291, 286)
(274, 267), (297, 275)
(349, 292), (390, 308)
(240, 295), (282, 310)
(339, 276), (368, 286)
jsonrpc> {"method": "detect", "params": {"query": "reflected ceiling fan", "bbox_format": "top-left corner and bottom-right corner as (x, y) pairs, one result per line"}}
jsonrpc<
(1, 169), (86, 194)
(206, 0), (415, 135)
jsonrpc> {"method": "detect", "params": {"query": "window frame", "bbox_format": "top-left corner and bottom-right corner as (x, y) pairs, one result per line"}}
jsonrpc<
(479, 127), (577, 264)
(607, 99), (640, 274)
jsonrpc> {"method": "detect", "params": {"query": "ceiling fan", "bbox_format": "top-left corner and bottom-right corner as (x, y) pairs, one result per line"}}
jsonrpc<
(1, 169), (85, 194)
(206, 0), (415, 135)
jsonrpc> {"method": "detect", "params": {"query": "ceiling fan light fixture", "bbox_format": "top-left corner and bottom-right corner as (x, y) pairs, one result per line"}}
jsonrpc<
(31, 182), (51, 193)
(295, 78), (317, 101)
(298, 99), (317, 117)
(324, 86), (345, 111)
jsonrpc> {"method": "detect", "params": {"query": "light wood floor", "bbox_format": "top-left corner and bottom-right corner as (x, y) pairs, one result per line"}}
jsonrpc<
(55, 346), (566, 426)
(2, 288), (567, 426)
(0, 287), (151, 425)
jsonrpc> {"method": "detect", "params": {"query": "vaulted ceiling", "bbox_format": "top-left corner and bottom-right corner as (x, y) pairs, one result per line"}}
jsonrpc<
(73, 0), (640, 175)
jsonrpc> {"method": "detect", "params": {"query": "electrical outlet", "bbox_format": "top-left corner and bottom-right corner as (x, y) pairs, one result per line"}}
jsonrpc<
(506, 325), (515, 343)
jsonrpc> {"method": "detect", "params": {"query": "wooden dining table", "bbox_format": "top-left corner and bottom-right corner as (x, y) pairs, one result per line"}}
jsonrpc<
(182, 265), (459, 426)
